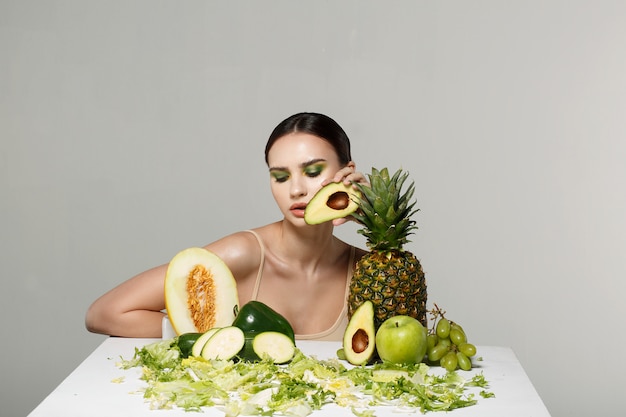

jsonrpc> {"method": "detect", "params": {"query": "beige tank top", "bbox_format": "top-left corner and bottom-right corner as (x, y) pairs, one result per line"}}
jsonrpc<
(244, 230), (353, 341)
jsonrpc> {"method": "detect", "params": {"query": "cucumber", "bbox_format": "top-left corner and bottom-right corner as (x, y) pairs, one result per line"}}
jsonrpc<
(191, 327), (221, 357)
(176, 332), (203, 358)
(201, 326), (245, 360)
(252, 331), (296, 364)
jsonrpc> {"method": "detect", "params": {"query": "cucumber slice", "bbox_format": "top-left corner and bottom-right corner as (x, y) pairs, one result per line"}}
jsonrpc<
(191, 327), (221, 357)
(201, 326), (245, 360)
(252, 331), (296, 364)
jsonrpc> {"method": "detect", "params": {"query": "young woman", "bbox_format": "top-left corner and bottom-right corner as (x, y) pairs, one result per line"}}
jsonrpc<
(85, 112), (369, 340)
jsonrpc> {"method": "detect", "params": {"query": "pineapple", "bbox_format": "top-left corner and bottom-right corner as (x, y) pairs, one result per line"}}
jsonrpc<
(348, 167), (427, 330)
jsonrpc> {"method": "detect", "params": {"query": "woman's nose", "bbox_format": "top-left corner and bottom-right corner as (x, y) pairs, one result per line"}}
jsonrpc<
(290, 176), (307, 198)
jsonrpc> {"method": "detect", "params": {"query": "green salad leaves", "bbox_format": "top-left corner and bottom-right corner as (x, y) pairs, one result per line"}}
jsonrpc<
(117, 339), (492, 416)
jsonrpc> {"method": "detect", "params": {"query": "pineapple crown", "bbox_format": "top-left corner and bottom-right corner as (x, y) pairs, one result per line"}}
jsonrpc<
(352, 167), (419, 251)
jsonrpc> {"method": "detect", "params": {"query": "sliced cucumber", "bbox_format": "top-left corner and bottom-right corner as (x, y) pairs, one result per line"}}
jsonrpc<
(201, 326), (245, 360)
(191, 327), (221, 357)
(252, 331), (296, 364)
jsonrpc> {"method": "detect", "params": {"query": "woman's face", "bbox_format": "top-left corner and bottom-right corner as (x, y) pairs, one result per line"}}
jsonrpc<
(267, 132), (343, 224)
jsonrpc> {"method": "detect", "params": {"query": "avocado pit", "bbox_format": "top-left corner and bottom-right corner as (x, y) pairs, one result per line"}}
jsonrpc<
(351, 328), (370, 353)
(327, 191), (350, 210)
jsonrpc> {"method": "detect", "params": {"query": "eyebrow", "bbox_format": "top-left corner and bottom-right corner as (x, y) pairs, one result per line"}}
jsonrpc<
(269, 158), (327, 172)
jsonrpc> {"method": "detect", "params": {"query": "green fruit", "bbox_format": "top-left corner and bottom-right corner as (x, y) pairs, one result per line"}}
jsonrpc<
(304, 182), (360, 225)
(343, 301), (376, 365)
(427, 344), (449, 362)
(427, 334), (438, 350)
(451, 322), (465, 334)
(441, 351), (458, 372)
(457, 351), (472, 371)
(436, 318), (451, 339)
(176, 332), (203, 358)
(233, 301), (295, 342)
(450, 328), (467, 345)
(165, 247), (239, 335)
(437, 337), (452, 349)
(375, 315), (427, 365)
(458, 343), (477, 357)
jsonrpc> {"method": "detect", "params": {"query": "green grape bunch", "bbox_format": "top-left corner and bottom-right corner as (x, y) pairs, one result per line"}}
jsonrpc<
(426, 304), (477, 372)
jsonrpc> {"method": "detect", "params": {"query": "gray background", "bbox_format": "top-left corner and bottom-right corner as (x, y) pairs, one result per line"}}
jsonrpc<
(2, 1), (625, 416)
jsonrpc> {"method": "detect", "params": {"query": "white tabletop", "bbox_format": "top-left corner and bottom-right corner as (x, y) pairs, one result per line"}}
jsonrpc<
(28, 338), (550, 416)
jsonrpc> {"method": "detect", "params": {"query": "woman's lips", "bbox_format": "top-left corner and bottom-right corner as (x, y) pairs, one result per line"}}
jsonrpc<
(290, 203), (307, 218)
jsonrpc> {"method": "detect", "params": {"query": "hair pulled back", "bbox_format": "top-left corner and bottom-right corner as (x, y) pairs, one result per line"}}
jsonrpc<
(265, 112), (352, 166)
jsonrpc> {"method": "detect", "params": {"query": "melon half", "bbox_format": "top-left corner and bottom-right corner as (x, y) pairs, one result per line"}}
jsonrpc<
(164, 247), (239, 335)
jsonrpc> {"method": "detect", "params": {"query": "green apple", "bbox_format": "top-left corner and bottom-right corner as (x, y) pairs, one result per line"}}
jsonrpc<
(375, 315), (428, 365)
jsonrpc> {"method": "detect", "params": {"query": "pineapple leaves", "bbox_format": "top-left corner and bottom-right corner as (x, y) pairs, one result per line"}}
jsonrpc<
(353, 167), (420, 251)
(368, 167), (387, 196)
(373, 196), (387, 215)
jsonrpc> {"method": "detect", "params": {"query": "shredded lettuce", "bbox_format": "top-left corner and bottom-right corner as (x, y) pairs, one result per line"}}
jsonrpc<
(117, 340), (493, 416)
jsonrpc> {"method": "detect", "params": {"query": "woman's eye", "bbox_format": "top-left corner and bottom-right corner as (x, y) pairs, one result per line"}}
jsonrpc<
(272, 173), (289, 183)
(304, 165), (324, 177)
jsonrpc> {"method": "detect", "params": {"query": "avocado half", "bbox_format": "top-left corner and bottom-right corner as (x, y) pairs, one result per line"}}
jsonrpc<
(304, 182), (360, 225)
(342, 301), (376, 365)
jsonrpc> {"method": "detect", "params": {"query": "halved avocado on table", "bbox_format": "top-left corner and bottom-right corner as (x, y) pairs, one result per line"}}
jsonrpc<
(304, 182), (360, 225)
(165, 247), (239, 335)
(343, 301), (376, 365)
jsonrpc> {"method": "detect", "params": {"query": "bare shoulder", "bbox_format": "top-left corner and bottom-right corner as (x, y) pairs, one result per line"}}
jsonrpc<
(203, 229), (264, 278)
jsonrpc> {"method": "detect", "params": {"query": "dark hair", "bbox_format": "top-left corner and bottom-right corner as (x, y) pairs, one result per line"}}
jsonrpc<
(264, 112), (352, 166)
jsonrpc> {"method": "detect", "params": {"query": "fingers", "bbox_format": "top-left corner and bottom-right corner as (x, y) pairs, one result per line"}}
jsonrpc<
(325, 162), (369, 187)
(332, 217), (349, 226)
(328, 162), (368, 227)
(332, 213), (362, 227)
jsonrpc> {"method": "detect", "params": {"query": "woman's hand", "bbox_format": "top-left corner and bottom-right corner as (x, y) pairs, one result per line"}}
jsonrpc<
(322, 161), (369, 226)
(323, 161), (368, 187)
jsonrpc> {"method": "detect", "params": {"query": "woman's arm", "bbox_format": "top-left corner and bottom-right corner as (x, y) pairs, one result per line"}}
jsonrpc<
(85, 263), (168, 337)
(85, 232), (262, 338)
